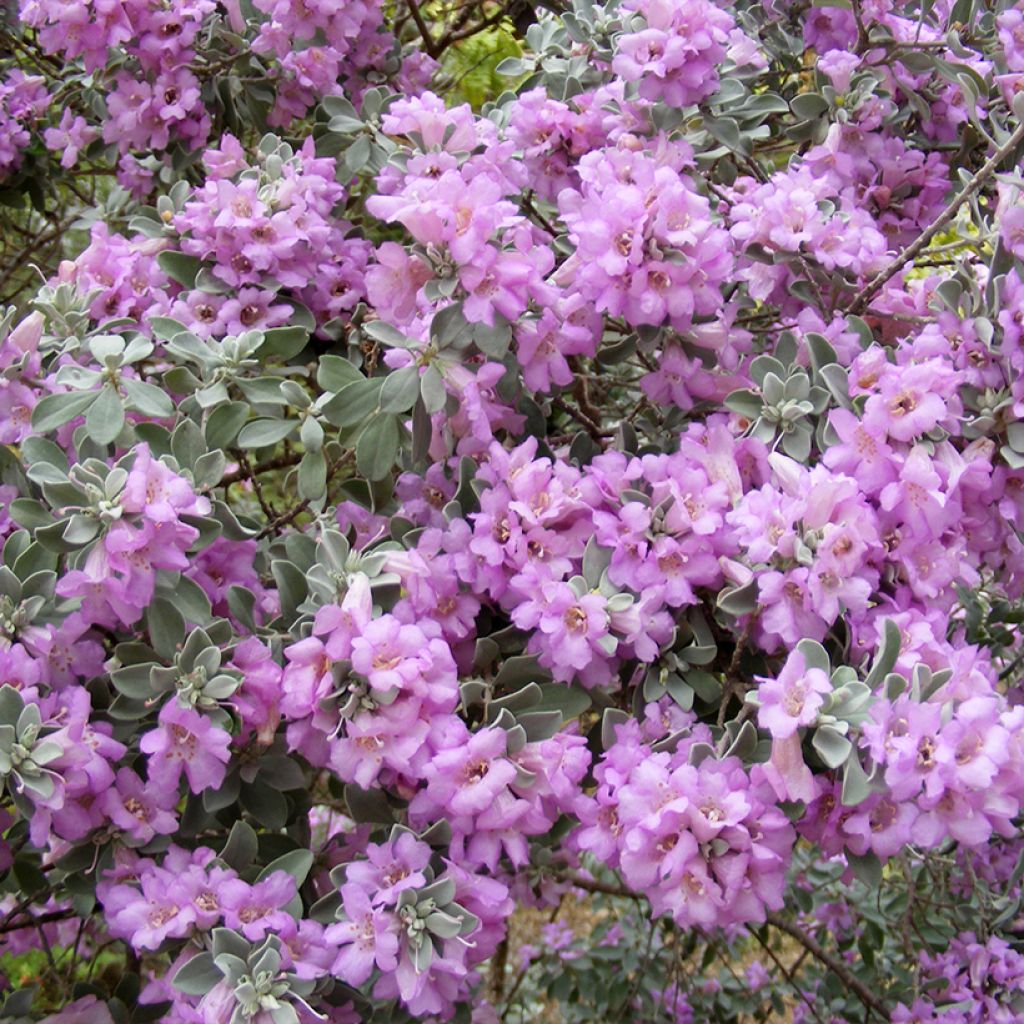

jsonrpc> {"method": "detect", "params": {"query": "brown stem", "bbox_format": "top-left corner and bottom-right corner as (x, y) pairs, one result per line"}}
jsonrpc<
(849, 0), (870, 52)
(557, 872), (642, 900)
(407, 0), (439, 57)
(0, 220), (71, 296)
(490, 934), (509, 1003)
(216, 451), (304, 489)
(849, 116), (1024, 316)
(765, 911), (889, 1020)
(236, 452), (279, 521)
(551, 395), (605, 442)
(571, 372), (602, 424)
(436, 3), (514, 50)
(750, 928), (829, 1024)
(0, 908), (76, 935)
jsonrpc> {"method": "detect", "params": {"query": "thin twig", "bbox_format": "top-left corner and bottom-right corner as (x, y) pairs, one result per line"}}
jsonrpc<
(765, 911), (889, 1020)
(216, 451), (304, 489)
(237, 451), (279, 520)
(557, 872), (643, 900)
(437, 2), (515, 50)
(849, 117), (1024, 315)
(750, 927), (829, 1024)
(255, 497), (311, 539)
(551, 395), (605, 442)
(407, 0), (439, 56)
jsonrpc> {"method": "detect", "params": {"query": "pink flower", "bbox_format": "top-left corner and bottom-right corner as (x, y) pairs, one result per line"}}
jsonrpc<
(139, 701), (232, 795)
(326, 885), (399, 985)
(419, 724), (518, 818)
(102, 768), (178, 845)
(220, 872), (297, 941)
(818, 49), (862, 92)
(1001, 203), (1024, 261)
(43, 110), (97, 169)
(755, 649), (832, 739)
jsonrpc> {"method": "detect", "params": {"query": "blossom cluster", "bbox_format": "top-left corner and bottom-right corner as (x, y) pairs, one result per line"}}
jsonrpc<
(893, 933), (1024, 1023)
(576, 711), (795, 928)
(1, 0), (1024, 1019)
(0, 70), (49, 177)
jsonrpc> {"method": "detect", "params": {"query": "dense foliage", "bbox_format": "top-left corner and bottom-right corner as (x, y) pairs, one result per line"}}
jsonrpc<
(1, 0), (1024, 1020)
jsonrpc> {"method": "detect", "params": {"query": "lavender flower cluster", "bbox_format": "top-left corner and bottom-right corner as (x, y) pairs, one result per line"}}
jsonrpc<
(2, 0), (1024, 1020)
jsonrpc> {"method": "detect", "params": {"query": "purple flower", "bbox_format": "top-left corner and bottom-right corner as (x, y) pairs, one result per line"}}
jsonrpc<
(817, 49), (862, 92)
(611, 0), (735, 108)
(177, 862), (241, 931)
(43, 110), (97, 169)
(755, 650), (832, 739)
(342, 832), (431, 906)
(106, 871), (196, 951)
(511, 580), (614, 684)
(418, 724), (518, 818)
(139, 701), (232, 795)
(102, 768), (178, 845)
(219, 871), (297, 941)
(326, 884), (399, 985)
(1001, 203), (1024, 262)
(121, 444), (209, 523)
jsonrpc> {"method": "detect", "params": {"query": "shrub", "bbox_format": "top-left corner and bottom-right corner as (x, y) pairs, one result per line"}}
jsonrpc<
(0, 0), (1023, 1021)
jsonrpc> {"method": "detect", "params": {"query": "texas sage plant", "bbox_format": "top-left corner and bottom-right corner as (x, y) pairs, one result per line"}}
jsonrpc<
(0, 0), (1023, 1021)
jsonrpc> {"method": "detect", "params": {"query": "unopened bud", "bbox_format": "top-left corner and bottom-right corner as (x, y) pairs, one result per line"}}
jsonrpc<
(8, 311), (44, 354)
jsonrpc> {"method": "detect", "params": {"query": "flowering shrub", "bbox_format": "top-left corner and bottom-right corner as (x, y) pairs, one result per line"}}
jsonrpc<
(1, 0), (1024, 1020)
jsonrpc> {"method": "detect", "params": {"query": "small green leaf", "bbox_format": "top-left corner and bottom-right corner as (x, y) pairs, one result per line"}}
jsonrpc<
(146, 597), (186, 661)
(536, 683), (592, 720)
(865, 619), (901, 690)
(86, 385), (126, 446)
(298, 449), (327, 500)
(9, 500), (54, 531)
(257, 849), (314, 887)
(271, 559), (307, 623)
(846, 849), (882, 888)
(796, 638), (830, 675)
(380, 365), (421, 413)
(240, 778), (288, 829)
(1007, 422), (1024, 454)
(31, 391), (97, 434)
(317, 355), (363, 392)
(420, 365), (446, 415)
(149, 316), (189, 341)
(812, 725), (853, 769)
(166, 574), (213, 625)
(220, 820), (259, 872)
(582, 537), (612, 588)
(157, 251), (203, 289)
(472, 319), (512, 358)
(320, 378), (383, 428)
(237, 418), (298, 449)
(362, 320), (412, 346)
(123, 379), (174, 418)
(205, 402), (250, 449)
(356, 413), (401, 480)
(259, 327), (309, 361)
(724, 389), (763, 419)
(601, 708), (630, 750)
(110, 664), (158, 700)
(172, 953), (221, 996)
(345, 784), (394, 823)
(717, 579), (759, 616)
(841, 751), (874, 807)
(805, 332), (837, 374)
(345, 134), (372, 173)
(791, 92), (830, 119)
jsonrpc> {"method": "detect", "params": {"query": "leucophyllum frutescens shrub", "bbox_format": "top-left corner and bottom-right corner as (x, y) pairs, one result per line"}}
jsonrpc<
(1, 0), (1024, 1021)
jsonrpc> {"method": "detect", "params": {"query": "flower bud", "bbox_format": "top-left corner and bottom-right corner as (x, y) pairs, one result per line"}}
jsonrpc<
(7, 311), (43, 354)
